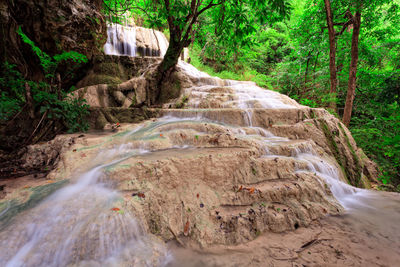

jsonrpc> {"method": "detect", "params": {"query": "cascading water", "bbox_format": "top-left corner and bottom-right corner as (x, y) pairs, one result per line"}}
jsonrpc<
(174, 61), (400, 246)
(104, 23), (169, 57)
(1, 25), (399, 267)
(0, 143), (171, 267)
(104, 23), (137, 57)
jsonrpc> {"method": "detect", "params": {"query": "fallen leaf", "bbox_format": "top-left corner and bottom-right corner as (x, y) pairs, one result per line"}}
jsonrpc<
(184, 219), (190, 236)
(237, 185), (243, 192)
(138, 192), (145, 198)
(111, 207), (120, 211)
(249, 187), (255, 194)
(23, 185), (30, 189)
(73, 149), (77, 152)
(196, 193), (199, 198)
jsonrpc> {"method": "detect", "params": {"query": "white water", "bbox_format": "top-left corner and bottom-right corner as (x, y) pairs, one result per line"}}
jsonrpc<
(104, 24), (169, 57)
(1, 26), (398, 266)
(175, 61), (375, 210)
(0, 145), (171, 267)
(104, 23), (136, 57)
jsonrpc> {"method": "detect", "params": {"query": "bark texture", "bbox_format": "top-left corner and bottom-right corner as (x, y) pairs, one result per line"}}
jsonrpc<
(324, 0), (338, 95)
(343, 11), (361, 126)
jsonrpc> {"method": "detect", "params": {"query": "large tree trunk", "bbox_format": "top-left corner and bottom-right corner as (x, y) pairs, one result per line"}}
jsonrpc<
(342, 11), (361, 126)
(147, 29), (186, 105)
(323, 0), (338, 109)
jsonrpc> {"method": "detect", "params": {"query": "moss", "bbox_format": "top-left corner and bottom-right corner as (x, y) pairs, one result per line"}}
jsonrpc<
(359, 174), (372, 189)
(159, 74), (182, 103)
(83, 74), (122, 86)
(320, 120), (341, 162)
(174, 95), (188, 109)
(251, 166), (257, 176)
(93, 62), (127, 80)
(129, 95), (137, 107)
(310, 109), (317, 119)
(319, 119), (349, 183)
(102, 109), (118, 124)
(95, 111), (108, 129)
(107, 84), (118, 92)
(338, 123), (363, 187)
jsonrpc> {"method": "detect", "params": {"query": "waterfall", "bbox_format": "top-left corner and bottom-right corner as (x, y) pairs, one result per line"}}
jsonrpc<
(0, 144), (171, 267)
(2, 26), (399, 266)
(104, 23), (169, 58)
(104, 23), (136, 57)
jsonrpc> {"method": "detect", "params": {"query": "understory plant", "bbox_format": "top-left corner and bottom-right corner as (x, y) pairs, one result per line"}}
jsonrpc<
(0, 27), (90, 138)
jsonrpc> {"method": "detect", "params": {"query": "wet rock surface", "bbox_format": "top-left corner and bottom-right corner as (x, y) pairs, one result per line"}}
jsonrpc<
(0, 61), (389, 266)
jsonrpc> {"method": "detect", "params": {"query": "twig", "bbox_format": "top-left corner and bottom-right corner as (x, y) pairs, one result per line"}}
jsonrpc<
(296, 238), (332, 253)
(167, 226), (185, 247)
(25, 110), (47, 144)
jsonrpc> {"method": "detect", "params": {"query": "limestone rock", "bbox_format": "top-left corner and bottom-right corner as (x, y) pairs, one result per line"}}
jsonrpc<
(16, 59), (380, 250)
(135, 27), (169, 57)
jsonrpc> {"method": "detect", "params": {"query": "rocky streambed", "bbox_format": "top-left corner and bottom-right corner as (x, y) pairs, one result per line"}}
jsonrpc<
(0, 60), (399, 266)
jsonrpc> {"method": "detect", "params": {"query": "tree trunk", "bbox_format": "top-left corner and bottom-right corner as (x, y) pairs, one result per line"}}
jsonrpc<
(313, 50), (320, 83)
(149, 34), (185, 105)
(304, 50), (312, 92)
(323, 0), (337, 109)
(342, 11), (361, 126)
(324, 0), (337, 94)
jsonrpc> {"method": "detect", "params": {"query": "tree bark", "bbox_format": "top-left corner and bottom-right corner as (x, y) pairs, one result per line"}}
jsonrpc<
(149, 0), (224, 105)
(313, 50), (320, 83)
(304, 50), (312, 92)
(342, 11), (361, 126)
(151, 38), (185, 104)
(324, 0), (338, 95)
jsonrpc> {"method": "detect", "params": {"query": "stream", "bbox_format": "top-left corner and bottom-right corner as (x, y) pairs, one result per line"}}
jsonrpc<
(0, 25), (399, 267)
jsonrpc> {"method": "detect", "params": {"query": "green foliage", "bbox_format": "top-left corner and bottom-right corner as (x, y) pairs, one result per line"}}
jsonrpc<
(17, 26), (88, 80)
(0, 63), (25, 120)
(33, 87), (90, 133)
(299, 98), (318, 108)
(0, 28), (90, 134)
(17, 27), (55, 76)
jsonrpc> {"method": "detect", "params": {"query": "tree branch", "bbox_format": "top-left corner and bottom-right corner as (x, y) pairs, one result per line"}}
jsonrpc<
(335, 19), (353, 36)
(197, 0), (225, 17)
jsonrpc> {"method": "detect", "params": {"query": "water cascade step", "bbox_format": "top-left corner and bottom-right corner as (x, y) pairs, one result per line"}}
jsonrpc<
(1, 24), (399, 266)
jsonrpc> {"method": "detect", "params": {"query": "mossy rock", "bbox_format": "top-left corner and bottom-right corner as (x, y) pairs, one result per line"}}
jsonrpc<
(93, 62), (128, 80)
(318, 118), (364, 187)
(95, 111), (108, 129)
(87, 74), (122, 86)
(158, 73), (182, 103)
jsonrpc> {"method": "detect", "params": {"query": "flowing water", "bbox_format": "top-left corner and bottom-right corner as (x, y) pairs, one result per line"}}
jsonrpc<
(1, 24), (399, 266)
(104, 23), (137, 57)
(104, 23), (168, 57)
